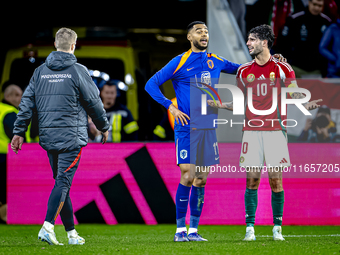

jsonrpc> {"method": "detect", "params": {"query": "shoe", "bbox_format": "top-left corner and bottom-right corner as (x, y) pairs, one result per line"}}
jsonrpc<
(38, 226), (63, 245)
(273, 226), (285, 241)
(188, 232), (208, 241)
(243, 226), (256, 241)
(173, 231), (189, 242)
(68, 229), (85, 245)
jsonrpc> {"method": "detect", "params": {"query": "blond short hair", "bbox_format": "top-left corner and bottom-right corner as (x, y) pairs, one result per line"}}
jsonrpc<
(55, 28), (77, 51)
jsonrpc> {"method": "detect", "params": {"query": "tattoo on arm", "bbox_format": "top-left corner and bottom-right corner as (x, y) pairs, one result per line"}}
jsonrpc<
(223, 101), (233, 111)
(291, 92), (309, 107)
(291, 92), (305, 99)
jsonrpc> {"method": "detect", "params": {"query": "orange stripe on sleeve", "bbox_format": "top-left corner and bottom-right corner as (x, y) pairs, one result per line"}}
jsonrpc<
(210, 53), (224, 62)
(173, 49), (192, 75)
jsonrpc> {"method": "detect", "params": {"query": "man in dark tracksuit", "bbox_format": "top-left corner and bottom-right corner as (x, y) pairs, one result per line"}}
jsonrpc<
(11, 28), (109, 245)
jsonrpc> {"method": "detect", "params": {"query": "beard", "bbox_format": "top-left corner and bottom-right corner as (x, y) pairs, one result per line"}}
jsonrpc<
(250, 45), (263, 57)
(193, 39), (208, 51)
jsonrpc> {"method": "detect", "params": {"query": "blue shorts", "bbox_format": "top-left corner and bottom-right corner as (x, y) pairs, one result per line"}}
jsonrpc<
(174, 126), (219, 166)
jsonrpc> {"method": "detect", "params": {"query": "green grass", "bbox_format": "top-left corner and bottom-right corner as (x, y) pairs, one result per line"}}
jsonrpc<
(0, 225), (339, 255)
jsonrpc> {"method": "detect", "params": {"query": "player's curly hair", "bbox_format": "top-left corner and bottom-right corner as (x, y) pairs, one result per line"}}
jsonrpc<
(248, 24), (275, 50)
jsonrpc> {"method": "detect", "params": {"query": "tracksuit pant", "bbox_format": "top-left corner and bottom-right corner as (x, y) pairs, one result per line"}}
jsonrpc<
(45, 148), (82, 231)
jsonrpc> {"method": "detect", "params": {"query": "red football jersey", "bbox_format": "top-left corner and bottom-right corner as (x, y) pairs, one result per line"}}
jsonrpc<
(236, 56), (296, 131)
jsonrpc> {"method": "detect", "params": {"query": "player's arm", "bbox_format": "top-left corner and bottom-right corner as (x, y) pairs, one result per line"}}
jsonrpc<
(13, 73), (36, 137)
(319, 26), (336, 63)
(291, 92), (323, 110)
(207, 100), (233, 111)
(273, 54), (287, 62)
(11, 70), (37, 153)
(283, 64), (322, 110)
(77, 65), (110, 143)
(219, 56), (241, 74)
(208, 63), (248, 111)
(145, 57), (190, 126)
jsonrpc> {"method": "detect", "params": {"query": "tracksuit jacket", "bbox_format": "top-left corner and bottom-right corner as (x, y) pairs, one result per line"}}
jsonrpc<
(13, 51), (110, 152)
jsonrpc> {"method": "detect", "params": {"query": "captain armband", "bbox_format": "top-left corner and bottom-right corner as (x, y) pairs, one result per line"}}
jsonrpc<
(287, 81), (298, 97)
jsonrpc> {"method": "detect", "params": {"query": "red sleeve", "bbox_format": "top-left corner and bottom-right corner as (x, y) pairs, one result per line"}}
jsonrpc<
(236, 66), (247, 94)
(279, 62), (297, 88)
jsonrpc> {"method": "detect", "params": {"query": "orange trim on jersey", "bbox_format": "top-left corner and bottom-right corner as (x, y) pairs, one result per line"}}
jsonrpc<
(207, 59), (214, 69)
(208, 53), (224, 62)
(64, 148), (82, 173)
(173, 49), (192, 75)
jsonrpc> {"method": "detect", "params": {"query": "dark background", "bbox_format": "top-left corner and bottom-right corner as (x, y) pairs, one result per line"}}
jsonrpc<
(0, 0), (206, 140)
(0, 1), (206, 53)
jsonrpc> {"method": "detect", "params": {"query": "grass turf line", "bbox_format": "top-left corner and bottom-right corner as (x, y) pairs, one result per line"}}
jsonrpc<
(0, 225), (339, 255)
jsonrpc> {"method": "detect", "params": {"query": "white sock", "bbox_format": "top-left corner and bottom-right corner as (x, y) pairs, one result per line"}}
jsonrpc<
(188, 228), (197, 234)
(67, 229), (77, 238)
(176, 227), (187, 233)
(43, 221), (54, 231)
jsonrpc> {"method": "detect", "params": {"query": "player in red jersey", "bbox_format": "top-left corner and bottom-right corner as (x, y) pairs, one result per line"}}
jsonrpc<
(208, 24), (321, 241)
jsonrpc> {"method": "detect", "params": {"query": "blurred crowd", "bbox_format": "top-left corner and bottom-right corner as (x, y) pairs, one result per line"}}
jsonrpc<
(231, 0), (340, 78)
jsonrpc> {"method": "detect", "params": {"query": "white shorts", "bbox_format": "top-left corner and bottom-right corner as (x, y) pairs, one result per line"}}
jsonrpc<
(239, 131), (291, 168)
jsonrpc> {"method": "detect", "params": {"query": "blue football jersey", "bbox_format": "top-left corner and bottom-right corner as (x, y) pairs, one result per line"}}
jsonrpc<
(145, 49), (241, 129)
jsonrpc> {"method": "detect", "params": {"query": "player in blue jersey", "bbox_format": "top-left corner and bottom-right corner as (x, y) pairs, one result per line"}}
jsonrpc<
(145, 21), (241, 242)
(145, 21), (286, 242)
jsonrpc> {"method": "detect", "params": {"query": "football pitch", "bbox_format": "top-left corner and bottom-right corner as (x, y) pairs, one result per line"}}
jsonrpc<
(0, 224), (339, 254)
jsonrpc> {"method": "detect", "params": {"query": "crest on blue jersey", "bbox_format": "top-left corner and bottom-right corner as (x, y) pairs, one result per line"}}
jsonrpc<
(196, 71), (211, 88)
(180, 149), (188, 159)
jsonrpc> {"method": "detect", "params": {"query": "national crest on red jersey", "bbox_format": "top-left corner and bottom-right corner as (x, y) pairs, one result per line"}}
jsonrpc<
(236, 56), (296, 131)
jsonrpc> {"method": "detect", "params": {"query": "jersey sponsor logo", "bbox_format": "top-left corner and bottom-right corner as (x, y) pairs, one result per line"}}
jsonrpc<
(280, 158), (288, 164)
(180, 149), (188, 159)
(258, 74), (266, 80)
(207, 59), (214, 69)
(247, 74), (255, 82)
